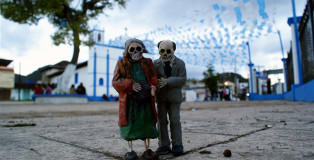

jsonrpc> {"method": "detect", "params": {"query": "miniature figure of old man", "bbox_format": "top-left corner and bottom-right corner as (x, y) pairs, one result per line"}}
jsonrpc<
(112, 38), (159, 160)
(154, 40), (186, 156)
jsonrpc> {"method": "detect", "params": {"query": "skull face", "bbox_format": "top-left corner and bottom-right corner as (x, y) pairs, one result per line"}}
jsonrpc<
(128, 42), (143, 61)
(158, 40), (175, 61)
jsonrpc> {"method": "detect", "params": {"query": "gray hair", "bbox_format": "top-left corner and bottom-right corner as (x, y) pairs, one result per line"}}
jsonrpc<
(123, 38), (148, 57)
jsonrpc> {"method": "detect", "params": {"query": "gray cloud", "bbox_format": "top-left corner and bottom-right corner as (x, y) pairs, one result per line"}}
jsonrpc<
(0, 18), (51, 57)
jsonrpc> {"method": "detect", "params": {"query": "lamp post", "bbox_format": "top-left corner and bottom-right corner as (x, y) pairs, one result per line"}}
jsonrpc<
(291, 0), (303, 85)
(18, 62), (21, 101)
(246, 42), (254, 94)
(277, 30), (288, 92)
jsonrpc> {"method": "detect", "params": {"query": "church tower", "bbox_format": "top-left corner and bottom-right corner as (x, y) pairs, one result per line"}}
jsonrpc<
(88, 28), (108, 100)
(90, 28), (105, 45)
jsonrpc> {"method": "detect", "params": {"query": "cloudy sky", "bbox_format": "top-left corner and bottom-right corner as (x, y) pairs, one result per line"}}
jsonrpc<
(0, 0), (308, 82)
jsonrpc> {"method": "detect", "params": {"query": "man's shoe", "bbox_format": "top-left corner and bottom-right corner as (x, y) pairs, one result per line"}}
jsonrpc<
(142, 149), (159, 160)
(155, 146), (171, 155)
(172, 145), (184, 157)
(124, 151), (138, 160)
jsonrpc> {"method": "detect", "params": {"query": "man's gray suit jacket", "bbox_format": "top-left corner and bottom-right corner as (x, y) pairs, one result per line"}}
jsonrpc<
(154, 56), (186, 103)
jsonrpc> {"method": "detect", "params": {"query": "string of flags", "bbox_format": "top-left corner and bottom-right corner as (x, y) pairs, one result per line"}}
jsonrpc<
(107, 0), (277, 72)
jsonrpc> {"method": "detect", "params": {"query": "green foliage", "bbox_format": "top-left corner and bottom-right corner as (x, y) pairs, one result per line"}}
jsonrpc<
(202, 64), (220, 92)
(219, 72), (248, 82)
(0, 0), (127, 63)
(1, 0), (64, 24)
(1, 0), (126, 46)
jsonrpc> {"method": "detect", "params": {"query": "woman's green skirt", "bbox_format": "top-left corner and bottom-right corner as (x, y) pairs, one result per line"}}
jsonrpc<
(120, 98), (158, 141)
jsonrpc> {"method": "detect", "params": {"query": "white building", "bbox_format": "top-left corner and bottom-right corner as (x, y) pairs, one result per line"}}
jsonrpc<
(47, 28), (155, 100)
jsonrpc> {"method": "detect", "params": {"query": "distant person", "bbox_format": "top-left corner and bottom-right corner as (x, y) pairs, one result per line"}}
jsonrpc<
(219, 89), (223, 101)
(204, 89), (209, 101)
(45, 84), (52, 94)
(51, 83), (57, 93)
(211, 90), (217, 101)
(69, 84), (76, 94)
(102, 94), (109, 101)
(76, 83), (86, 95)
(34, 84), (43, 94)
(225, 88), (230, 101)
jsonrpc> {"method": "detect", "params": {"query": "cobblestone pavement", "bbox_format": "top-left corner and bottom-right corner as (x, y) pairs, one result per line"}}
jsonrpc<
(0, 101), (313, 160)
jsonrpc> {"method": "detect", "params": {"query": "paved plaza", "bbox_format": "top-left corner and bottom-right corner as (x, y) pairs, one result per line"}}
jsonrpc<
(0, 100), (314, 160)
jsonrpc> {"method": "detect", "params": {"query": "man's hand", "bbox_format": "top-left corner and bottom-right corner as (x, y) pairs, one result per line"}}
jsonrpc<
(151, 85), (156, 96)
(132, 83), (141, 92)
(158, 77), (167, 88)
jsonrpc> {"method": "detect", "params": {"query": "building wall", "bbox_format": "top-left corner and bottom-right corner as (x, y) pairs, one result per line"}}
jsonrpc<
(11, 88), (33, 100)
(0, 66), (14, 100)
(42, 68), (60, 84)
(73, 66), (89, 92)
(0, 66), (14, 88)
(0, 88), (11, 100)
(299, 10), (314, 83)
(88, 45), (122, 97)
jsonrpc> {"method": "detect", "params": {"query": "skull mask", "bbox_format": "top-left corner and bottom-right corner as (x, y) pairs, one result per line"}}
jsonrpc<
(128, 42), (144, 61)
(158, 40), (176, 61)
(123, 39), (148, 61)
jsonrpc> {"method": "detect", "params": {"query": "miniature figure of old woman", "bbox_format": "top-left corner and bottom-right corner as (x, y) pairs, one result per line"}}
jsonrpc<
(112, 38), (159, 160)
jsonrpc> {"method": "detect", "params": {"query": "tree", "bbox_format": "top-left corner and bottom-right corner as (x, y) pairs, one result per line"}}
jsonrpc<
(1, 0), (127, 64)
(1, 0), (127, 94)
(202, 63), (220, 93)
(219, 72), (248, 82)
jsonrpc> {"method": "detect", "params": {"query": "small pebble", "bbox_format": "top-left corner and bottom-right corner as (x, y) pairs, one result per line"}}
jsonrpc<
(223, 149), (232, 157)
(265, 124), (273, 128)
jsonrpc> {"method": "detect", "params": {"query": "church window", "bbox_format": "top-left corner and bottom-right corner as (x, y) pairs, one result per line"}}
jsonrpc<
(99, 78), (104, 86)
(98, 33), (101, 42)
(75, 73), (78, 84)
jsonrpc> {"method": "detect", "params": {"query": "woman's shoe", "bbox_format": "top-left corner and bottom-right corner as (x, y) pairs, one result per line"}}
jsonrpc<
(124, 151), (138, 160)
(142, 149), (159, 160)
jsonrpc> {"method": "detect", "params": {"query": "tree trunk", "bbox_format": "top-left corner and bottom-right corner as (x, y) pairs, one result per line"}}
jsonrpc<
(70, 31), (80, 64)
(53, 30), (80, 94)
(52, 64), (77, 94)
